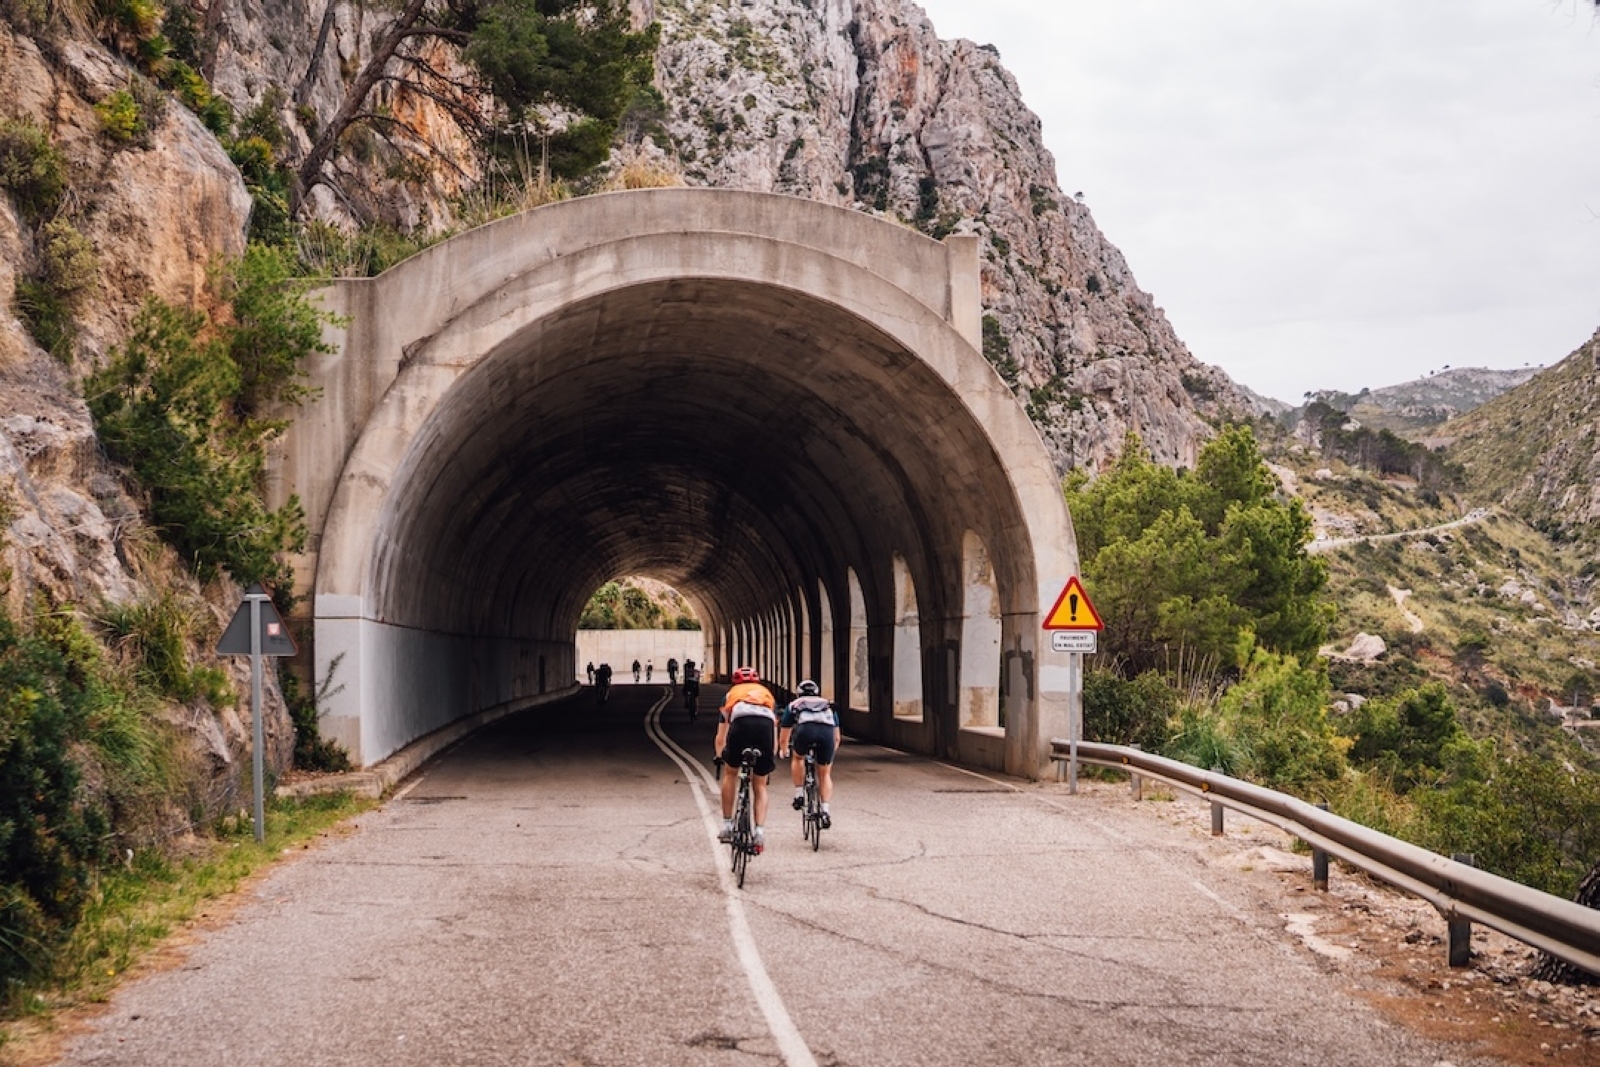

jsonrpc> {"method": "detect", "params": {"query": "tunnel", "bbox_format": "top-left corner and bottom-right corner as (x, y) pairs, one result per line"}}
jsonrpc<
(271, 188), (1079, 778)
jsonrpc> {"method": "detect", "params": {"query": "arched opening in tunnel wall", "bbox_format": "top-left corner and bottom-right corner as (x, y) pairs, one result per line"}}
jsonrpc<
(816, 580), (835, 699)
(281, 189), (1078, 778)
(846, 568), (869, 712)
(960, 531), (1002, 730)
(794, 591), (810, 689)
(892, 553), (924, 722)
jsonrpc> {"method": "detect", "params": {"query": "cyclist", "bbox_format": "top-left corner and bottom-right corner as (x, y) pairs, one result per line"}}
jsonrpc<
(682, 658), (700, 712)
(715, 665), (777, 851)
(632, 659), (641, 683)
(594, 662), (613, 705)
(585, 661), (595, 685)
(778, 680), (840, 828)
(667, 657), (679, 686)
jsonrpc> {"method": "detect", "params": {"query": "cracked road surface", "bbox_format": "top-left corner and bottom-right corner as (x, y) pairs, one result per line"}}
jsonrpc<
(51, 686), (1511, 1066)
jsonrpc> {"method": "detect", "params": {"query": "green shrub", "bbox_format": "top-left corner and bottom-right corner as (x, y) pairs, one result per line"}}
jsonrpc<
(163, 60), (233, 136)
(226, 134), (293, 248)
(95, 89), (147, 142)
(220, 244), (327, 414)
(279, 659), (350, 772)
(13, 219), (97, 361)
(1215, 648), (1346, 793)
(1083, 667), (1173, 749)
(1, 0), (51, 31)
(1343, 682), (1465, 791)
(12, 276), (72, 359)
(98, 595), (231, 707)
(1163, 648), (1345, 793)
(86, 246), (332, 594)
(86, 300), (305, 591)
(0, 609), (114, 987)
(0, 118), (67, 223)
(1163, 701), (1249, 777)
(1414, 752), (1600, 898)
(37, 219), (97, 297)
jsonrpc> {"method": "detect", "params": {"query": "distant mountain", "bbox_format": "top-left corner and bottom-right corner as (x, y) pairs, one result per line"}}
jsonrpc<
(1431, 333), (1600, 545)
(1303, 366), (1543, 436)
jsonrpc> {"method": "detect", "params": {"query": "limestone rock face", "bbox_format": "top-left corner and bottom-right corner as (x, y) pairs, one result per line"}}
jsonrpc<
(640, 0), (1266, 472)
(1, 27), (252, 366)
(0, 21), (289, 803)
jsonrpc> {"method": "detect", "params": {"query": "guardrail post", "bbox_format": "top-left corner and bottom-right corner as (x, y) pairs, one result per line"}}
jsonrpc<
(1129, 745), (1142, 800)
(1209, 767), (1224, 835)
(1312, 803), (1329, 891)
(1448, 853), (1476, 967)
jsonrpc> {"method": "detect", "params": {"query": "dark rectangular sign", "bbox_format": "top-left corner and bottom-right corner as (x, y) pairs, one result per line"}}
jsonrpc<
(217, 585), (298, 657)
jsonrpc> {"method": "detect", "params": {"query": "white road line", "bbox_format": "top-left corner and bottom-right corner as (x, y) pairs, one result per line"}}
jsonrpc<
(643, 696), (818, 1067)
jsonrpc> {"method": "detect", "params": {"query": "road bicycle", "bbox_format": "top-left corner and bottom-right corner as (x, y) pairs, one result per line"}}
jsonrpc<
(799, 750), (824, 851)
(684, 682), (700, 722)
(730, 747), (761, 887)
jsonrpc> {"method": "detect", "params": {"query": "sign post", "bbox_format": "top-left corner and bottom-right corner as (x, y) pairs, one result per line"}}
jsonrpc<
(217, 584), (298, 842)
(1042, 576), (1103, 795)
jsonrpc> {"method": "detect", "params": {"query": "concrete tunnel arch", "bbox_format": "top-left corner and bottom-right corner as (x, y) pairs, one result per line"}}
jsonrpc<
(273, 188), (1079, 778)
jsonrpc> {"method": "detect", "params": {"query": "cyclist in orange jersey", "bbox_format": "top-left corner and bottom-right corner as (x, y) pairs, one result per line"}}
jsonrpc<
(715, 665), (778, 852)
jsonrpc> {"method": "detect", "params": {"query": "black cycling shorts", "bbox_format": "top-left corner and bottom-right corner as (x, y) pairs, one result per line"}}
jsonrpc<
(789, 722), (837, 765)
(721, 715), (776, 776)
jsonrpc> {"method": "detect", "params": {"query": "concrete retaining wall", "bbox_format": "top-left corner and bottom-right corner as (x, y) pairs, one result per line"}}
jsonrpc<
(576, 630), (707, 680)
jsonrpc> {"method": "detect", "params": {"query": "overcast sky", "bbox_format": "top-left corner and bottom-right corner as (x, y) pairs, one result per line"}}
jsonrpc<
(911, 0), (1600, 403)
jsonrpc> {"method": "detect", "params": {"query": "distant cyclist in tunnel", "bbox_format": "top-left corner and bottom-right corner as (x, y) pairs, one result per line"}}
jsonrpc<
(682, 659), (700, 716)
(632, 659), (641, 683)
(715, 666), (777, 852)
(667, 657), (679, 686)
(778, 680), (840, 828)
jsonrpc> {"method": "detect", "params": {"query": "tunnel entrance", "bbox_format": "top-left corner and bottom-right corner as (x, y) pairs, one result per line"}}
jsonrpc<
(274, 189), (1078, 778)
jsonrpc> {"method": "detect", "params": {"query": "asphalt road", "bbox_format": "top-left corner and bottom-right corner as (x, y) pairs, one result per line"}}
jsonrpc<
(52, 685), (1509, 1066)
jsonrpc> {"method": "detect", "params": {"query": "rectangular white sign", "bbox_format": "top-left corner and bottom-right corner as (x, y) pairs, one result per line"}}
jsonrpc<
(1051, 630), (1097, 653)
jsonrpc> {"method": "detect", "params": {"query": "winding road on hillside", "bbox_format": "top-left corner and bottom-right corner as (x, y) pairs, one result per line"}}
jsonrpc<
(1307, 508), (1492, 555)
(48, 687), (1525, 1067)
(1308, 508), (1493, 555)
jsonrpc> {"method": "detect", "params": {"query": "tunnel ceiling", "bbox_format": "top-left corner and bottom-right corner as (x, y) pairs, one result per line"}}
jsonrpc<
(368, 277), (1031, 640)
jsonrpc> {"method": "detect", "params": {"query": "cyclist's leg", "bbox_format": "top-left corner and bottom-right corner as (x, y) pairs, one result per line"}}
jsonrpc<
(810, 727), (838, 808)
(719, 758), (736, 820)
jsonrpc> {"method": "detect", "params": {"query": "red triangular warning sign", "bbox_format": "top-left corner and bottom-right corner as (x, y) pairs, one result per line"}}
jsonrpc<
(1042, 576), (1103, 630)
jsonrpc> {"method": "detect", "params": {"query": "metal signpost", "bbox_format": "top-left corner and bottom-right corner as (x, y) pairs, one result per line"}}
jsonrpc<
(217, 584), (298, 842)
(1042, 575), (1103, 794)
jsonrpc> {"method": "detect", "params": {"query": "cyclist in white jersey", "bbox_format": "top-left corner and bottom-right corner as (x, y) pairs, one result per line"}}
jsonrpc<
(777, 680), (841, 828)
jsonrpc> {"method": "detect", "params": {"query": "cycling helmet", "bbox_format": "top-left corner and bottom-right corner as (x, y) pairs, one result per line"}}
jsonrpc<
(797, 680), (820, 697)
(731, 666), (760, 684)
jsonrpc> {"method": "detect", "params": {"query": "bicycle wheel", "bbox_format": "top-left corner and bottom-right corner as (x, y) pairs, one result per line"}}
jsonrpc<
(807, 773), (822, 852)
(732, 780), (752, 887)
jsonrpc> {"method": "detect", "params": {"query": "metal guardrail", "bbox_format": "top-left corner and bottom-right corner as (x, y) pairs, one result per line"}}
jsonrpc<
(1051, 739), (1600, 977)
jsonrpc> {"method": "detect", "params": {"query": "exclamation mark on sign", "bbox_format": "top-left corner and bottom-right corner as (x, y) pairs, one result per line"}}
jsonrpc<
(1069, 593), (1079, 622)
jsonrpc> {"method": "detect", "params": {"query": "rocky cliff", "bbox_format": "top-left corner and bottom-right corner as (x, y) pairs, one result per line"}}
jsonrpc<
(1435, 333), (1600, 545)
(637, 0), (1263, 471)
(1, 21), (294, 805)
